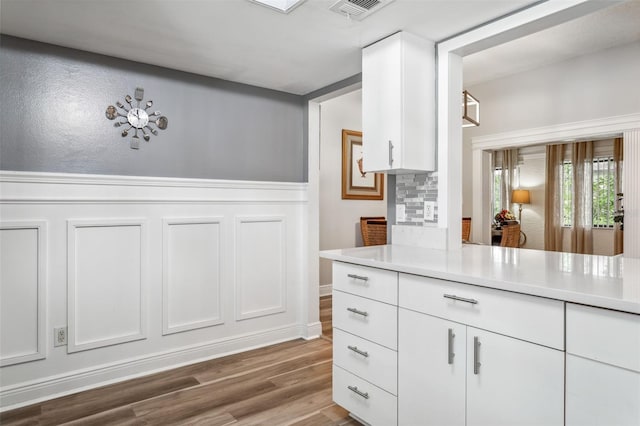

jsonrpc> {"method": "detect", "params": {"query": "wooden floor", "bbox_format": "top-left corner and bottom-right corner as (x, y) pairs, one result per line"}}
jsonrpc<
(1, 296), (359, 426)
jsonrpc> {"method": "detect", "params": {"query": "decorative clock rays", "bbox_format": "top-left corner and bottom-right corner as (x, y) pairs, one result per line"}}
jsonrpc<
(105, 87), (168, 149)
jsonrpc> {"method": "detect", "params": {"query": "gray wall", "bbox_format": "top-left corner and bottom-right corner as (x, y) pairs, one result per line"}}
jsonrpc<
(0, 35), (304, 182)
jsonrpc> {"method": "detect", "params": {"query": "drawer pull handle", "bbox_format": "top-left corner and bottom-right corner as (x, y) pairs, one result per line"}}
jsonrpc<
(348, 345), (369, 358)
(348, 385), (370, 399)
(473, 336), (481, 375)
(347, 307), (369, 317)
(448, 328), (455, 365)
(444, 294), (478, 305)
(347, 273), (369, 282)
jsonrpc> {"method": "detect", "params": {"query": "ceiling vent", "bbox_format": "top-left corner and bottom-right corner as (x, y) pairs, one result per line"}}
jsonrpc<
(329, 0), (395, 21)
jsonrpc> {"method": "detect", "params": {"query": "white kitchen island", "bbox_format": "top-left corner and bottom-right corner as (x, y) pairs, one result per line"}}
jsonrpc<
(320, 244), (640, 426)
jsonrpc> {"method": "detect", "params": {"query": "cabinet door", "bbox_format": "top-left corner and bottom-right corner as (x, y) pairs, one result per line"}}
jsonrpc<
(362, 33), (402, 172)
(466, 328), (564, 426)
(399, 308), (465, 426)
(566, 354), (640, 426)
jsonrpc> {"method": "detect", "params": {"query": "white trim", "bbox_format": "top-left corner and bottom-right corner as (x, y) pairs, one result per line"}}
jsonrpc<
(67, 218), (148, 353)
(0, 324), (303, 412)
(234, 215), (287, 321)
(0, 171), (307, 204)
(319, 284), (333, 297)
(471, 113), (640, 151)
(0, 171), (307, 190)
(162, 217), (225, 335)
(0, 221), (47, 367)
(300, 322), (322, 340)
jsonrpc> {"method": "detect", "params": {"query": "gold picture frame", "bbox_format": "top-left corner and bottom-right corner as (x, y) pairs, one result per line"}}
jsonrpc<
(341, 129), (384, 200)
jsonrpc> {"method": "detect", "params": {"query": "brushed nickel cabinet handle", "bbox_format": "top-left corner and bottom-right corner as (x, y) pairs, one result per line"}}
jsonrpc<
(444, 294), (478, 304)
(347, 273), (369, 282)
(348, 345), (369, 358)
(348, 385), (370, 399)
(388, 140), (394, 167)
(347, 307), (369, 317)
(474, 336), (481, 375)
(448, 328), (455, 365)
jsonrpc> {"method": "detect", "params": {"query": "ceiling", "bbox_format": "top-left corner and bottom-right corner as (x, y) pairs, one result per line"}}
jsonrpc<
(1, 0), (639, 95)
(463, 0), (640, 87)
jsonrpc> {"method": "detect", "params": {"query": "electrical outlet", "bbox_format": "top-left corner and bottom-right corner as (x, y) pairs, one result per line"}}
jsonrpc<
(54, 327), (67, 347)
(424, 201), (436, 221)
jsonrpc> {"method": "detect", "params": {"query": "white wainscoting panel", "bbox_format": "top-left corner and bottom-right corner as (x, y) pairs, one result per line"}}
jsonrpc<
(235, 216), (286, 321)
(0, 172), (309, 411)
(67, 219), (147, 353)
(163, 218), (224, 335)
(0, 222), (46, 366)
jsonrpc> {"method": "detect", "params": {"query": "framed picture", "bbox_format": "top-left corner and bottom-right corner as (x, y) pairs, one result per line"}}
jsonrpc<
(341, 129), (384, 200)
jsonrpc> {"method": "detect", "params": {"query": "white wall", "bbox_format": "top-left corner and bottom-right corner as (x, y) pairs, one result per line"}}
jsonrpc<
(463, 41), (640, 247)
(518, 151), (545, 250)
(0, 172), (314, 410)
(319, 90), (386, 288)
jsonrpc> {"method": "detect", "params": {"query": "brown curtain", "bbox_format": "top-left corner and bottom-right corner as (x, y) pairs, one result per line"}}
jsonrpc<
(545, 144), (564, 251)
(613, 137), (624, 255)
(570, 141), (593, 254)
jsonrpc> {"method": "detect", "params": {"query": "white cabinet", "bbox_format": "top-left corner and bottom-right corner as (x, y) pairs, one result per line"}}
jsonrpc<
(399, 274), (564, 426)
(466, 328), (564, 426)
(332, 262), (398, 426)
(362, 31), (435, 173)
(399, 310), (465, 426)
(566, 304), (640, 426)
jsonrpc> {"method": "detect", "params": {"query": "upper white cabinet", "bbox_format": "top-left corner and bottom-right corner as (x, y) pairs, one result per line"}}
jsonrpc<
(362, 31), (435, 173)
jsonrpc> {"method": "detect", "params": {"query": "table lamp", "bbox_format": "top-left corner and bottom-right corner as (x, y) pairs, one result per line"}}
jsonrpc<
(512, 189), (530, 222)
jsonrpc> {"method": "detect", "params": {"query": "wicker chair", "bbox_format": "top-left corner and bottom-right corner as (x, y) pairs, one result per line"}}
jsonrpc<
(360, 217), (387, 246)
(462, 217), (471, 242)
(500, 224), (521, 248)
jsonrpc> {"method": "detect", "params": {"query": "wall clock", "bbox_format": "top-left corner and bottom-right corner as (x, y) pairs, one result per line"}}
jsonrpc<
(105, 87), (168, 149)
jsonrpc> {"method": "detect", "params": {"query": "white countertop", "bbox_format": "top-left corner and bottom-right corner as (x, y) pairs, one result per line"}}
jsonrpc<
(320, 244), (640, 314)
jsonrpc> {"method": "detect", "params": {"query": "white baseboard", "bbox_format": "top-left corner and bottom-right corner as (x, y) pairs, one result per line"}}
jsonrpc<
(300, 321), (323, 340)
(319, 284), (333, 297)
(0, 324), (301, 412)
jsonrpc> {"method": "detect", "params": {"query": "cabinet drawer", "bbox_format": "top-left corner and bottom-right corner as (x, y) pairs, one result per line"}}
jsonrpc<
(399, 273), (564, 349)
(334, 328), (398, 395)
(567, 303), (640, 372)
(333, 262), (398, 305)
(334, 290), (397, 350)
(333, 365), (398, 426)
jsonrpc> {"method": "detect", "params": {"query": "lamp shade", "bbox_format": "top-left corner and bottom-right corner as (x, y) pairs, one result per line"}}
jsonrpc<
(512, 189), (530, 204)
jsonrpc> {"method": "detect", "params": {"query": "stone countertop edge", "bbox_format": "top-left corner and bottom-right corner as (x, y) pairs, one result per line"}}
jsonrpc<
(320, 244), (640, 315)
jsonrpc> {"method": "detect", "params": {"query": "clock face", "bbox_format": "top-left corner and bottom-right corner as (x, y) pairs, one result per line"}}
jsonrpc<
(127, 108), (149, 129)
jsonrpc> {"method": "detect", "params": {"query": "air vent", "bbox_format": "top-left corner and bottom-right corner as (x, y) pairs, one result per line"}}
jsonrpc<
(329, 0), (395, 21)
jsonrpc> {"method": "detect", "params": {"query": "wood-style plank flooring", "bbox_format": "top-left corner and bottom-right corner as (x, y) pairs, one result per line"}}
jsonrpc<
(1, 296), (359, 426)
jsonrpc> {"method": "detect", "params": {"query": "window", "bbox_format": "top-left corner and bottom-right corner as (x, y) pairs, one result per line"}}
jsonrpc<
(592, 156), (616, 227)
(561, 156), (618, 228)
(493, 167), (502, 218)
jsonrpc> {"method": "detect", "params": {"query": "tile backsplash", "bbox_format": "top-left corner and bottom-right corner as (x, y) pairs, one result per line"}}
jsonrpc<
(395, 172), (438, 225)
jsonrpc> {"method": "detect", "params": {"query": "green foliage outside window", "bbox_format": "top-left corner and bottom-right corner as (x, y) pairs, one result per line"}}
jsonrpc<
(562, 157), (616, 228)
